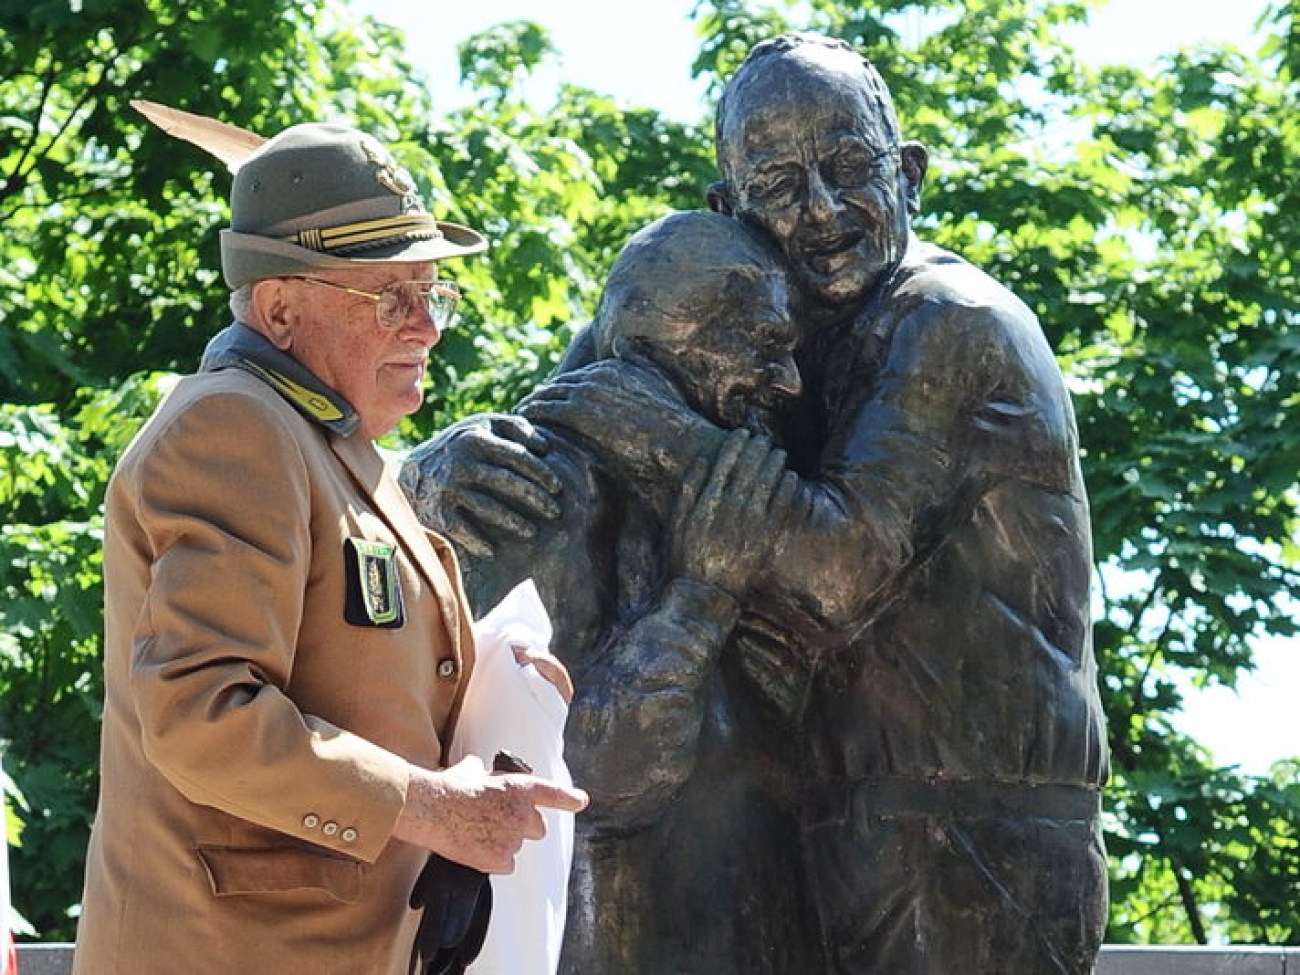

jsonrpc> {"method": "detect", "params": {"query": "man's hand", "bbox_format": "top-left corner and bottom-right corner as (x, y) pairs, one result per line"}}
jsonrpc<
(519, 360), (717, 484)
(670, 428), (796, 599)
(392, 756), (588, 874)
(509, 642), (575, 703)
(401, 415), (563, 560)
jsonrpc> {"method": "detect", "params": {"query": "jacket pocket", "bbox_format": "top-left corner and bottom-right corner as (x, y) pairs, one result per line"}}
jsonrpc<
(197, 845), (362, 903)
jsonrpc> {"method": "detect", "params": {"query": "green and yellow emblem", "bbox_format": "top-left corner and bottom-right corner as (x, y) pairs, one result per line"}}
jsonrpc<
(344, 538), (406, 628)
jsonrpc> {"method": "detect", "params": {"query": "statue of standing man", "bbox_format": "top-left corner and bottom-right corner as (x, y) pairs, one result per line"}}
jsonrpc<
(406, 31), (1109, 975)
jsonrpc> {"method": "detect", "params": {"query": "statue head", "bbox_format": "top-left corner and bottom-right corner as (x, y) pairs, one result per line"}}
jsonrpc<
(711, 33), (928, 313)
(592, 210), (801, 435)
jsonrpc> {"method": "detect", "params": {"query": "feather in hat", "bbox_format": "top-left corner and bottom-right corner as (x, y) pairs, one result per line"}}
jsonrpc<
(130, 99), (266, 171)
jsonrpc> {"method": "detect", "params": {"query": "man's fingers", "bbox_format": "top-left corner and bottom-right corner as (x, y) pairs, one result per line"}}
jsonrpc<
(683, 455), (709, 501)
(519, 361), (672, 423)
(397, 760), (587, 877)
(487, 414), (551, 456)
(454, 481), (557, 536)
(464, 433), (563, 498)
(748, 443), (788, 506)
(770, 470), (799, 528)
(517, 397), (579, 431)
(705, 431), (771, 538)
(673, 456), (709, 530)
(518, 776), (590, 815)
(718, 429), (775, 495)
(438, 519), (496, 562)
(517, 374), (606, 405)
(524, 807), (548, 842)
(463, 460), (562, 521)
(445, 497), (538, 550)
(705, 428), (751, 498)
(510, 643), (575, 703)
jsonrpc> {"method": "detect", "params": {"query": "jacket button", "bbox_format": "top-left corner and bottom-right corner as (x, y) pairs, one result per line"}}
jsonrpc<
(437, 658), (458, 678)
(303, 814), (320, 829)
(341, 827), (358, 844)
(322, 821), (339, 836)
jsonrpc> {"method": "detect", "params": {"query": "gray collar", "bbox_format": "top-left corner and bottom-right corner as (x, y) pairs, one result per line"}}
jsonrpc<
(200, 322), (361, 437)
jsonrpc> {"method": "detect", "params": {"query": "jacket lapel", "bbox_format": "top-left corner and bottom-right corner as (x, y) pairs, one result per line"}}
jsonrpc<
(199, 328), (471, 663)
(328, 431), (465, 655)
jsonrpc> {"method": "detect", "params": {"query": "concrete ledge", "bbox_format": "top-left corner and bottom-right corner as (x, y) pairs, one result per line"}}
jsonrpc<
(14, 944), (75, 975)
(1097, 946), (1300, 974)
(18, 943), (1300, 973)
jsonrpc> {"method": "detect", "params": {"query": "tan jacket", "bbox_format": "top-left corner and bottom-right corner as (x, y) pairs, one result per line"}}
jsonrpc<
(73, 367), (475, 974)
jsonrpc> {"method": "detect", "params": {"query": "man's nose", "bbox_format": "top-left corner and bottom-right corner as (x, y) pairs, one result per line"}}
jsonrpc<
(803, 167), (842, 224)
(399, 304), (442, 346)
(768, 359), (803, 400)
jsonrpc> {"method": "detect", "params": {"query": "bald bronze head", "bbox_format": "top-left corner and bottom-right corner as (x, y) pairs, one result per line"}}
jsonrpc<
(711, 33), (928, 313)
(593, 210), (801, 435)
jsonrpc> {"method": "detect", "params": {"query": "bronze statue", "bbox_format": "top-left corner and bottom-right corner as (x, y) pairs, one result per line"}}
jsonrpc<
(409, 210), (817, 972)
(404, 32), (1108, 975)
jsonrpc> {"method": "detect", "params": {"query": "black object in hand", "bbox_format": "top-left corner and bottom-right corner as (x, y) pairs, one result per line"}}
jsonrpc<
(490, 750), (532, 775)
(408, 751), (533, 975)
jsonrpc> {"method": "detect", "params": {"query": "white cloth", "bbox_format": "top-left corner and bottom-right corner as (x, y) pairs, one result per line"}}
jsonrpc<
(451, 579), (574, 975)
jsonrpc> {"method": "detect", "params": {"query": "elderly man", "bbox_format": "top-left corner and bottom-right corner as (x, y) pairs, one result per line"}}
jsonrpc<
(413, 33), (1109, 975)
(72, 123), (587, 975)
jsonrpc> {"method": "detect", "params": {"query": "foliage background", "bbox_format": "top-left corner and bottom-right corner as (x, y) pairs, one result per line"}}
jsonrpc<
(1, 0), (1296, 946)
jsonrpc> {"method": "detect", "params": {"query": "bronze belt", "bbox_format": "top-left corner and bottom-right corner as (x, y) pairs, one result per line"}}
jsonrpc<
(808, 776), (1102, 826)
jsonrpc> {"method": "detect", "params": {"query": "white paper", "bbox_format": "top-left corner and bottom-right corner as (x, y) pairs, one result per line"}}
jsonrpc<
(452, 579), (574, 975)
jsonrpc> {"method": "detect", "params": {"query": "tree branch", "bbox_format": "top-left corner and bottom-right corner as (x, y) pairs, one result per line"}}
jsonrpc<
(0, 55), (59, 207)
(1, 36), (137, 212)
(1173, 865), (1209, 945)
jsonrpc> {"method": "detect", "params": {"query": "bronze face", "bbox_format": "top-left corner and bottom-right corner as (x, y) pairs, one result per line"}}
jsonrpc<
(596, 210), (802, 436)
(719, 44), (919, 311)
(652, 269), (801, 435)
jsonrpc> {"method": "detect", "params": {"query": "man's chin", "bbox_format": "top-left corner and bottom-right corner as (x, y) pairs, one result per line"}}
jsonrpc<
(798, 265), (880, 310)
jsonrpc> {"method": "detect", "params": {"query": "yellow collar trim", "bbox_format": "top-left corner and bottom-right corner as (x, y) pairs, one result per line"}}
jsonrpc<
(244, 362), (346, 423)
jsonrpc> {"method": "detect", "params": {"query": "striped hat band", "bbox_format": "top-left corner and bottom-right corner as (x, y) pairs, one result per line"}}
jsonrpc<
(281, 213), (444, 255)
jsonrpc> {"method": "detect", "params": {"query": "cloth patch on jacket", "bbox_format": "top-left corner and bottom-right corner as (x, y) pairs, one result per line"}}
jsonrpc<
(344, 538), (406, 628)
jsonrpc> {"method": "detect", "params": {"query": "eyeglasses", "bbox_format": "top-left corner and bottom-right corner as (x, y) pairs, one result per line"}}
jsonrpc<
(741, 144), (900, 210)
(284, 276), (461, 330)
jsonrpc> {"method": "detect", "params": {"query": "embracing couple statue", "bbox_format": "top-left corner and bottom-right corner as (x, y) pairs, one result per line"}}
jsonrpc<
(403, 32), (1109, 975)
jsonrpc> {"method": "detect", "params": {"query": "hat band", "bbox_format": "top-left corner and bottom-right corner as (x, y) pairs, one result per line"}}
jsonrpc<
(280, 213), (444, 255)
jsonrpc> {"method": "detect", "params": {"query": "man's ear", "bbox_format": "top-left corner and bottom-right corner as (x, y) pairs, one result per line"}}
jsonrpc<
(900, 141), (928, 215)
(706, 180), (736, 215)
(250, 280), (294, 351)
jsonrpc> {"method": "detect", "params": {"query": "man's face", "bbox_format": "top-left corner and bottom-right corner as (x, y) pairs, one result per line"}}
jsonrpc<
(269, 262), (442, 439)
(662, 272), (802, 436)
(721, 54), (914, 311)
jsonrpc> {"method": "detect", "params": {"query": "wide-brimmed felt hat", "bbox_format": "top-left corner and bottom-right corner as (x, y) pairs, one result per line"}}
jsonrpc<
(219, 123), (487, 289)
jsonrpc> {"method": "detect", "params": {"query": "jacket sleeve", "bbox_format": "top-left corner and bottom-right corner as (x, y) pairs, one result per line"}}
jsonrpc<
(114, 385), (410, 863)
